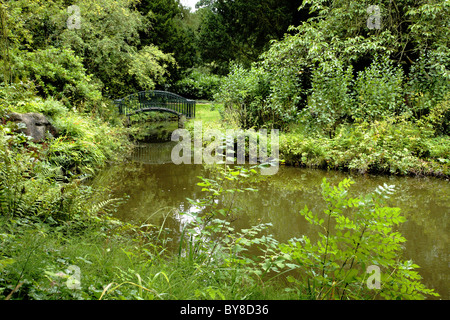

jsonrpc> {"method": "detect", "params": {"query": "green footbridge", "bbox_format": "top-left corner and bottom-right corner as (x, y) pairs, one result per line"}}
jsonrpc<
(114, 90), (196, 119)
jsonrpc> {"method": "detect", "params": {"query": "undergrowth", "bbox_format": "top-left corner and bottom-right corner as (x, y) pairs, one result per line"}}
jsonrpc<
(0, 100), (442, 300)
(280, 117), (450, 177)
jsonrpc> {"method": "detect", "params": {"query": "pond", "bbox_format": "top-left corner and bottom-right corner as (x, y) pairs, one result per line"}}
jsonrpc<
(92, 142), (449, 299)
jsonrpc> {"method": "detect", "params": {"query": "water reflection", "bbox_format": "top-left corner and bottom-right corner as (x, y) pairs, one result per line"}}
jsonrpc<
(131, 141), (178, 164)
(91, 142), (449, 299)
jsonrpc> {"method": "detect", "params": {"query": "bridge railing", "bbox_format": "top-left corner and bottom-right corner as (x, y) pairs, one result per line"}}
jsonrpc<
(114, 90), (196, 118)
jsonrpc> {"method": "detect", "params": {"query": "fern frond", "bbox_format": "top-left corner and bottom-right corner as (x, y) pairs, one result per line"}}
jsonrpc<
(89, 198), (122, 215)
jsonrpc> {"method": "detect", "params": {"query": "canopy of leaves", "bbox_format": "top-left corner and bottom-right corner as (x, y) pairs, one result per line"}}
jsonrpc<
(196, 0), (312, 74)
(1, 0), (181, 103)
(216, 0), (449, 134)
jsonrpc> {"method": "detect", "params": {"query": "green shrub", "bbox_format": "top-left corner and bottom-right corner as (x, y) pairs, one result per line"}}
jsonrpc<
(2, 98), (130, 178)
(0, 81), (39, 114)
(279, 120), (449, 176)
(302, 59), (354, 137)
(0, 129), (85, 221)
(13, 47), (102, 110)
(47, 113), (130, 174)
(172, 69), (222, 100)
(258, 39), (308, 119)
(279, 178), (439, 300)
(418, 93), (450, 136)
(215, 64), (292, 129)
(279, 132), (330, 168)
(9, 98), (68, 119)
(406, 50), (450, 120)
(352, 55), (406, 122)
(0, 121), (133, 300)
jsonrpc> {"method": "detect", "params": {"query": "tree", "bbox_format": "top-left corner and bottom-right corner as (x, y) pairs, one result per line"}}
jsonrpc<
(196, 6), (232, 75)
(13, 46), (102, 108)
(128, 45), (176, 90)
(2, 0), (177, 99)
(196, 0), (310, 74)
(57, 0), (159, 97)
(255, 0), (449, 124)
(136, 0), (198, 82)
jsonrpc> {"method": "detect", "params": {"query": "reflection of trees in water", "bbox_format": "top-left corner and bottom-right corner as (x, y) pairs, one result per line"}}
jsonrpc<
(129, 114), (179, 142)
(91, 159), (207, 225)
(378, 176), (449, 297)
(131, 142), (178, 164)
(259, 167), (448, 248)
(231, 167), (349, 242)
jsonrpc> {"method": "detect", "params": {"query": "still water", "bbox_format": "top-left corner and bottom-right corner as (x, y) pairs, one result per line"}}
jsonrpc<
(92, 142), (449, 299)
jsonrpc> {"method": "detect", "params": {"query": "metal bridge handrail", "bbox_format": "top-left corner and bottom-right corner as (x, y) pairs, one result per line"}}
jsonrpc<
(114, 90), (196, 118)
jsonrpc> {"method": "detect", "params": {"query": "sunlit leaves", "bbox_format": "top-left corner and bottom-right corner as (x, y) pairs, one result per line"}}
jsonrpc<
(13, 47), (102, 108)
(127, 45), (176, 90)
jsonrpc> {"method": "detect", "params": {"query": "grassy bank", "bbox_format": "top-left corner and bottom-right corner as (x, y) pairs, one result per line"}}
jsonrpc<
(0, 101), (441, 300)
(188, 103), (449, 178)
(0, 100), (292, 300)
(0, 98), (135, 299)
(280, 120), (450, 178)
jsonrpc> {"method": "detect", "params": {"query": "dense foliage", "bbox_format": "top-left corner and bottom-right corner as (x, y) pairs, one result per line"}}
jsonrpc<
(1, 0), (180, 101)
(196, 0), (311, 74)
(217, 0), (449, 129)
(213, 0), (449, 175)
(0, 0), (448, 301)
(171, 68), (222, 100)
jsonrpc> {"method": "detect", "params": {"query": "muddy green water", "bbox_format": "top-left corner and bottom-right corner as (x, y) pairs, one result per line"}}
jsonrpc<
(92, 142), (449, 299)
